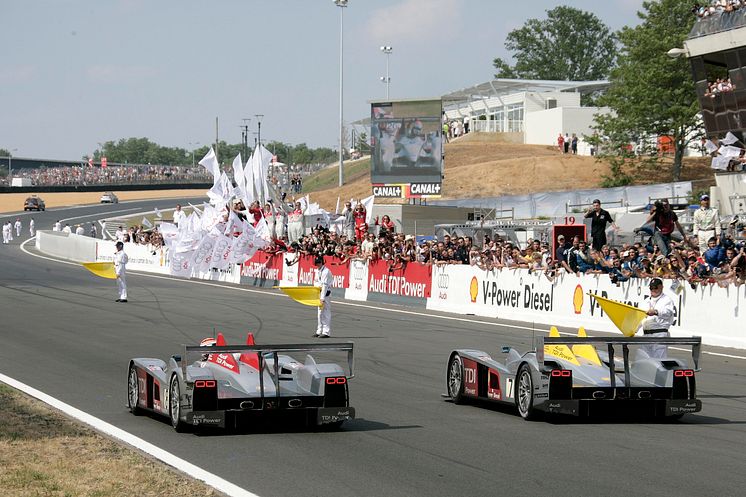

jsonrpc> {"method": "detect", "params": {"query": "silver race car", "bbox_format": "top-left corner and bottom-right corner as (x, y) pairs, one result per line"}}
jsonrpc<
(445, 329), (701, 420)
(127, 333), (355, 431)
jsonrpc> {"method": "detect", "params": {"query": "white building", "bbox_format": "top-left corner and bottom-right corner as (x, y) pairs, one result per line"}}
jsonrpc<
(442, 79), (610, 155)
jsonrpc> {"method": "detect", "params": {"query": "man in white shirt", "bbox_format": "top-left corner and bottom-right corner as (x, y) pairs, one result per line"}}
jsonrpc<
(29, 218), (35, 237)
(53, 220), (62, 232)
(172, 204), (186, 227)
(75, 225), (85, 236)
(638, 278), (676, 358)
(101, 220), (107, 239)
(2, 222), (9, 244)
(115, 226), (125, 242)
(62, 224), (72, 234)
(14, 218), (21, 237)
(6, 221), (12, 241)
(313, 255), (333, 338)
(692, 194), (720, 254)
(114, 241), (129, 302)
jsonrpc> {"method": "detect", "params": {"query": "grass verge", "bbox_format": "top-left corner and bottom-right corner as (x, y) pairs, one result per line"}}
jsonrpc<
(301, 158), (370, 193)
(0, 383), (219, 497)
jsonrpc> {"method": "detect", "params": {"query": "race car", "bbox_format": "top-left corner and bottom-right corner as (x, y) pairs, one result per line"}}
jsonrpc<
(444, 327), (702, 420)
(127, 332), (355, 431)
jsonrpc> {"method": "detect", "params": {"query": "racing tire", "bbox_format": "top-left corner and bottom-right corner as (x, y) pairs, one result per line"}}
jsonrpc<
(447, 354), (466, 404)
(169, 375), (189, 433)
(127, 364), (142, 415)
(516, 364), (538, 420)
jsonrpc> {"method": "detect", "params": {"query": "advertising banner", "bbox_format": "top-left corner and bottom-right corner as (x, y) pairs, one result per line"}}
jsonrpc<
(427, 265), (746, 349)
(367, 260), (431, 300)
(240, 252), (283, 287)
(280, 252), (300, 287)
(370, 99), (443, 186)
(345, 259), (369, 301)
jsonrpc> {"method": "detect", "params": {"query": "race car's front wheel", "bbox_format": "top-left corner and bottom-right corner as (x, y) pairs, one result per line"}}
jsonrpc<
(447, 354), (465, 404)
(127, 364), (141, 415)
(516, 365), (538, 420)
(169, 375), (188, 433)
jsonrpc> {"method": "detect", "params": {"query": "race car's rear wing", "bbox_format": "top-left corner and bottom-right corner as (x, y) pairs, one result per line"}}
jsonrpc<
(182, 342), (355, 378)
(537, 336), (702, 388)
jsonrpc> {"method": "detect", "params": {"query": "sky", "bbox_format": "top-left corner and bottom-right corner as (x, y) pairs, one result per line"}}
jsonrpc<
(1, 0), (645, 161)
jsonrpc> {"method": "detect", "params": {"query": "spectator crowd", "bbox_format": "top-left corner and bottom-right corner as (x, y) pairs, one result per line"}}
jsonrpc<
(693, 1), (746, 18)
(246, 197), (746, 289)
(703, 77), (736, 98)
(13, 165), (213, 186)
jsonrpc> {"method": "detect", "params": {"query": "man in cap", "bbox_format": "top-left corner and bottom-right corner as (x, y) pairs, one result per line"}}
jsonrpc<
(638, 278), (675, 358)
(584, 199), (618, 252)
(692, 194), (720, 254)
(114, 241), (129, 303)
(313, 254), (333, 338)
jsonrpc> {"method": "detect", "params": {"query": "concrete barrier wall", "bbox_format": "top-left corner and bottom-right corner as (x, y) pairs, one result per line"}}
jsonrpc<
(35, 231), (97, 262)
(35, 232), (746, 349)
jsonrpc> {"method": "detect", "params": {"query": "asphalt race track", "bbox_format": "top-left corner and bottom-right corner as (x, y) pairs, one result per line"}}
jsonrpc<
(2, 200), (746, 496)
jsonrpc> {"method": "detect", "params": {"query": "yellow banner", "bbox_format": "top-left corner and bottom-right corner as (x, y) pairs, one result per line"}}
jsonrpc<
(82, 262), (117, 280)
(544, 326), (580, 365)
(275, 286), (322, 307)
(589, 293), (647, 337)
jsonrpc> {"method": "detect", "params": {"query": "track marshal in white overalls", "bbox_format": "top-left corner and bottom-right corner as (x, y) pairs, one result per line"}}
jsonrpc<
(313, 255), (333, 338)
(114, 241), (129, 303)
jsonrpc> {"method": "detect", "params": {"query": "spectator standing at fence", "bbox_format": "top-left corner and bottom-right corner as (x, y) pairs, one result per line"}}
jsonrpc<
(114, 241), (128, 303)
(585, 199), (618, 251)
(75, 224), (85, 236)
(313, 255), (333, 338)
(563, 133), (570, 154)
(14, 218), (21, 237)
(29, 218), (35, 237)
(53, 220), (61, 232)
(353, 203), (367, 241)
(287, 201), (305, 243)
(571, 134), (579, 155)
(264, 202), (276, 238)
(557, 134), (565, 153)
(62, 224), (72, 234)
(101, 220), (107, 239)
(645, 199), (687, 257)
(342, 201), (354, 240)
(2, 221), (9, 244)
(692, 194), (720, 254)
(172, 204), (186, 226)
(89, 222), (97, 238)
(273, 206), (286, 240)
(638, 278), (675, 358)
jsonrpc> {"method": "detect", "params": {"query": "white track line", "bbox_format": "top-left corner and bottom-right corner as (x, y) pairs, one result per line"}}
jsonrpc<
(19, 238), (746, 361)
(0, 372), (259, 497)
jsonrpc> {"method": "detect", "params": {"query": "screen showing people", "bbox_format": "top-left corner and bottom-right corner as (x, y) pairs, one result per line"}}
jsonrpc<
(371, 100), (443, 184)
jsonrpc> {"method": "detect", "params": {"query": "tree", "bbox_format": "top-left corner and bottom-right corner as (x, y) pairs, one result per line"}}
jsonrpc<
(493, 6), (617, 81)
(595, 0), (700, 181)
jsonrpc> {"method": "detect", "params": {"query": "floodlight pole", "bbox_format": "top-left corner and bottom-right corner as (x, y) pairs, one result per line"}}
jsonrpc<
(335, 0), (347, 187)
(381, 45), (392, 99)
(255, 114), (264, 148)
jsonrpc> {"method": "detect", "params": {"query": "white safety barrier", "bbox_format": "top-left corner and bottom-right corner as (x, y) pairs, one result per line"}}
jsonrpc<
(427, 265), (746, 349)
(35, 231), (97, 262)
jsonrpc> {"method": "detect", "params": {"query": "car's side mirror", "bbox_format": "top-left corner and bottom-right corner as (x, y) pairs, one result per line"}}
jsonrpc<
(501, 346), (511, 354)
(172, 355), (181, 363)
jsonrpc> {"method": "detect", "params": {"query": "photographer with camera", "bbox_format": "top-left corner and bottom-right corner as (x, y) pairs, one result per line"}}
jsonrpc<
(644, 199), (688, 257)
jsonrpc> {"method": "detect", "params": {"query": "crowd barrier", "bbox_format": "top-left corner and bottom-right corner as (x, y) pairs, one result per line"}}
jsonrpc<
(34, 231), (745, 349)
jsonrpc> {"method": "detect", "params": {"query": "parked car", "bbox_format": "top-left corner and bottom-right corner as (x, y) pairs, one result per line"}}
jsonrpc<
(24, 196), (45, 211)
(100, 192), (119, 204)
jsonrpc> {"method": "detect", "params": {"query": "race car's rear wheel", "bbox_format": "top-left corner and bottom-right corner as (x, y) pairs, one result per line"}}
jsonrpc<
(127, 364), (142, 415)
(447, 354), (465, 404)
(169, 375), (188, 432)
(516, 364), (538, 420)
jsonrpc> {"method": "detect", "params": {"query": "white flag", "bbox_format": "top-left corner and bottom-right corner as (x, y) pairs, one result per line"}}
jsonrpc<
(711, 155), (731, 170)
(722, 132), (739, 145)
(154, 208), (162, 219)
(170, 250), (196, 278)
(335, 196), (340, 215)
(198, 147), (221, 184)
(720, 145), (742, 157)
(210, 234), (233, 270)
(251, 144), (274, 202)
(243, 153), (255, 204)
(361, 194), (375, 224)
(142, 217), (153, 229)
(231, 153), (245, 200)
(704, 140), (719, 155)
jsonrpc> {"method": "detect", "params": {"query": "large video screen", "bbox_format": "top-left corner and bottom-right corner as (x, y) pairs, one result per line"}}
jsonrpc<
(370, 99), (443, 185)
